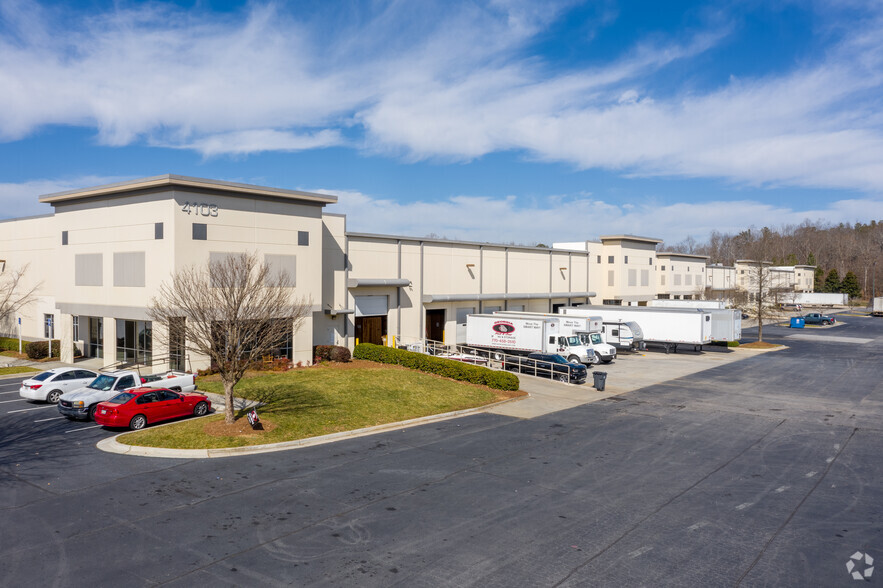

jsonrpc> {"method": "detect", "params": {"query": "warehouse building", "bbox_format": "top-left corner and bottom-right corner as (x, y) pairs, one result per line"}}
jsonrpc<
(0, 175), (813, 370)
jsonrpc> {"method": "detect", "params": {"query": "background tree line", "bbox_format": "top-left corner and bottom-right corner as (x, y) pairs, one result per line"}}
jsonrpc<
(661, 219), (883, 299)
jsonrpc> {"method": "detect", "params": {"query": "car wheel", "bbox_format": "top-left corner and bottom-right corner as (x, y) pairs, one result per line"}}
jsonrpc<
(193, 401), (208, 417)
(567, 355), (580, 364)
(129, 414), (147, 431)
(823, 320), (831, 325)
(46, 390), (62, 404)
(557, 373), (569, 383)
(88, 404), (99, 421)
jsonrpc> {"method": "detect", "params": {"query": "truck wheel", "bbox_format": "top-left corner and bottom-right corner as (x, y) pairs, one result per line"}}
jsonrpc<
(557, 373), (569, 383)
(129, 414), (147, 430)
(193, 401), (208, 417)
(602, 358), (613, 364)
(170, 386), (182, 393)
(46, 390), (62, 404)
(567, 355), (580, 364)
(88, 404), (99, 421)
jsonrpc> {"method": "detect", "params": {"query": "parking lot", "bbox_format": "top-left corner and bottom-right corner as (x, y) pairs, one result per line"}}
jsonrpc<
(1, 316), (882, 586)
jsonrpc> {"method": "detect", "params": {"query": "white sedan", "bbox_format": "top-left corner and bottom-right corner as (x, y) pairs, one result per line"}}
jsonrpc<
(19, 368), (100, 404)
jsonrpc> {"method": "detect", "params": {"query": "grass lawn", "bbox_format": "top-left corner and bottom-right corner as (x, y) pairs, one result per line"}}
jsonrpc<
(119, 360), (524, 449)
(0, 366), (39, 376)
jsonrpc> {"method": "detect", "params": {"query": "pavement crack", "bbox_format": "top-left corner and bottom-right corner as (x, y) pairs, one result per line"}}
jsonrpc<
(735, 427), (859, 586)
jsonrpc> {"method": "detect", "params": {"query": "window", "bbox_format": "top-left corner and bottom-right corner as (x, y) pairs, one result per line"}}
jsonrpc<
(660, 274), (666, 286)
(608, 256), (614, 263)
(44, 314), (54, 338)
(115, 375), (136, 390)
(674, 274), (682, 286)
(628, 269), (637, 287)
(649, 257), (653, 264)
(62, 231), (68, 245)
(608, 270), (615, 287)
(624, 256), (629, 264)
(264, 254), (297, 286)
(641, 269), (649, 287)
(193, 223), (207, 240)
(685, 275), (692, 286)
(169, 317), (186, 372)
(72, 316), (79, 341)
(137, 391), (159, 404)
(298, 231), (309, 246)
(661, 265), (666, 271)
(155, 223), (164, 240)
(596, 255), (601, 263)
(116, 319), (152, 365)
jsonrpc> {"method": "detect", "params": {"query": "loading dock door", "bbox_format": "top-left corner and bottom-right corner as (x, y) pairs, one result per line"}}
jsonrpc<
(354, 295), (389, 345)
(426, 309), (445, 342)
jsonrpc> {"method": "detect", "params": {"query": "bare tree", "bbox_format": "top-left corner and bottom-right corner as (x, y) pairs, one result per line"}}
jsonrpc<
(148, 252), (310, 424)
(0, 263), (40, 330)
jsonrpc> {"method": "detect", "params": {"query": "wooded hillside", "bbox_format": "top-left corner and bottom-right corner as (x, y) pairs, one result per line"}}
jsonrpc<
(661, 220), (883, 298)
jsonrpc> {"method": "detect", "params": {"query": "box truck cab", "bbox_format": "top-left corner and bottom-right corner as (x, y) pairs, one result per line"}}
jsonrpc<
(465, 314), (596, 364)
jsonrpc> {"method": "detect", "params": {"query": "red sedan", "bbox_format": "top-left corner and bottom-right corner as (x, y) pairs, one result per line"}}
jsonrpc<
(94, 387), (211, 430)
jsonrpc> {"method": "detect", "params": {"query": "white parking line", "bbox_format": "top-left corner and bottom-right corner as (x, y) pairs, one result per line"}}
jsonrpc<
(0, 398), (27, 403)
(34, 416), (66, 423)
(7, 405), (57, 413)
(0, 390), (21, 395)
(65, 425), (102, 433)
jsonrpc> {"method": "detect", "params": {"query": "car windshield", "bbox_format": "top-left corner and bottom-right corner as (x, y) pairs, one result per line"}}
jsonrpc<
(108, 392), (136, 404)
(32, 371), (54, 382)
(88, 375), (117, 391)
(565, 336), (581, 346)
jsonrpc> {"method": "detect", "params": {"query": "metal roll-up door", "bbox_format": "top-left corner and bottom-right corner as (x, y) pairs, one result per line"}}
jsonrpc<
(354, 295), (388, 317)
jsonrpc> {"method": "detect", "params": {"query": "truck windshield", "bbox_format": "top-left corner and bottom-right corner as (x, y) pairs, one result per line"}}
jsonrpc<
(565, 336), (581, 346)
(88, 375), (117, 391)
(590, 333), (603, 344)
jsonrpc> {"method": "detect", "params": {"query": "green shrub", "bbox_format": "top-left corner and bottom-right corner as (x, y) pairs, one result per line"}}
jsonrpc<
(24, 339), (80, 360)
(353, 344), (519, 391)
(0, 336), (20, 352)
(727, 340), (740, 347)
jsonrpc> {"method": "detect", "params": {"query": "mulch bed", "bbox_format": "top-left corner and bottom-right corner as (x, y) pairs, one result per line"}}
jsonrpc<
(204, 418), (278, 437)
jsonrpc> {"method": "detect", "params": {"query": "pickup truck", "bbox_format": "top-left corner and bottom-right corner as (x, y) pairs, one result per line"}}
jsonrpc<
(802, 312), (836, 326)
(58, 370), (198, 420)
(503, 352), (587, 384)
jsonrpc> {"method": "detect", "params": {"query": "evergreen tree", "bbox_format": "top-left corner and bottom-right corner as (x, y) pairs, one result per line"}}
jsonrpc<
(841, 271), (861, 298)
(814, 266), (825, 291)
(823, 268), (841, 293)
(806, 252), (817, 266)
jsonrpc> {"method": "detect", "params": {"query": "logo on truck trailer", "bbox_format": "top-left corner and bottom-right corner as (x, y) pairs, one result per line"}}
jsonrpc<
(492, 321), (515, 334)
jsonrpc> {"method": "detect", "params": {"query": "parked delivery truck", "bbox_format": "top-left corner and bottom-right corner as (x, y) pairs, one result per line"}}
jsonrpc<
(491, 311), (616, 363)
(556, 308), (644, 351)
(873, 297), (883, 317)
(465, 314), (596, 364)
(562, 306), (713, 352)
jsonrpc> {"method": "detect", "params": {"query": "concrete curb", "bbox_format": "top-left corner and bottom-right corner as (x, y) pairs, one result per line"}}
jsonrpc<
(96, 394), (525, 459)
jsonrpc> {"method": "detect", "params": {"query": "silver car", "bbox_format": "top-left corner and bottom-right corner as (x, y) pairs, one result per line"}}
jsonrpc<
(19, 368), (100, 404)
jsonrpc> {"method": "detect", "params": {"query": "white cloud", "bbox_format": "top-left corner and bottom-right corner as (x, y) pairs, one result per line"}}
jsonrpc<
(0, 1), (882, 193)
(324, 189), (883, 245)
(0, 176), (126, 218)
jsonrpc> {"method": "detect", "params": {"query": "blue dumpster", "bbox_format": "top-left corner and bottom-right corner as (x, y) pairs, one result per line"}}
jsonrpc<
(790, 317), (805, 328)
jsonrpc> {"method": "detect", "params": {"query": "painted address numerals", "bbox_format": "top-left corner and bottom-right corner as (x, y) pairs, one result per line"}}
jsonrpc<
(181, 202), (219, 217)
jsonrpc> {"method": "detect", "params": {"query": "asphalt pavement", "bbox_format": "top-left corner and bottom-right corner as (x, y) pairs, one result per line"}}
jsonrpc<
(1, 316), (882, 586)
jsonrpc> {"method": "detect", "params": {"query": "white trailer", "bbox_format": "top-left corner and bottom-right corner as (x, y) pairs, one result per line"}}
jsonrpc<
(648, 299), (726, 309)
(873, 297), (883, 317)
(491, 311), (616, 363)
(783, 292), (849, 307)
(465, 314), (596, 364)
(562, 306), (713, 352)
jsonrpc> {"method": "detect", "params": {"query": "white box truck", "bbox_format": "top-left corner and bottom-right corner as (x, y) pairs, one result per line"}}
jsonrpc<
(651, 304), (741, 342)
(555, 308), (644, 351)
(465, 314), (596, 364)
(873, 297), (883, 317)
(562, 306), (713, 352)
(491, 311), (616, 363)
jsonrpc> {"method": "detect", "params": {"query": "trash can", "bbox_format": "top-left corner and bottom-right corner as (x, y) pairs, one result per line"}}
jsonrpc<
(592, 371), (607, 391)
(790, 317), (805, 329)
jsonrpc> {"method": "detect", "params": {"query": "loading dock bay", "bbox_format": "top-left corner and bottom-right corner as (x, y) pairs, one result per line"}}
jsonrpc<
(1, 316), (882, 586)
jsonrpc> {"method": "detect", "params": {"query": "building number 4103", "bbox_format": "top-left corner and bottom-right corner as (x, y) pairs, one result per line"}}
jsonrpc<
(181, 202), (219, 216)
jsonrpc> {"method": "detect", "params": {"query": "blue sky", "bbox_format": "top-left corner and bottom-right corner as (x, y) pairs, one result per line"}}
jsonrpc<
(1, 0), (882, 245)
